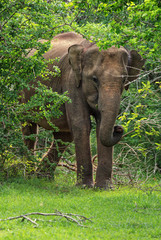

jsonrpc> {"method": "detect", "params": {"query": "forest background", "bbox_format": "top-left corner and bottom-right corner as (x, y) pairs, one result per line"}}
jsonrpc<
(0, 0), (161, 183)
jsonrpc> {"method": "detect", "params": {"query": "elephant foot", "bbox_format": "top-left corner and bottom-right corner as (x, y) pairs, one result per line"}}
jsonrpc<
(76, 179), (94, 188)
(76, 183), (94, 189)
(94, 179), (113, 190)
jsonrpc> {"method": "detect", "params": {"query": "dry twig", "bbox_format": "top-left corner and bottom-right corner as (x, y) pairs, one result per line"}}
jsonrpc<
(0, 211), (92, 228)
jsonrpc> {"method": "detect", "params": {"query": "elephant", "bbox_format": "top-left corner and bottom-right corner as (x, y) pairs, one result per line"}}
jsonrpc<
(21, 32), (145, 188)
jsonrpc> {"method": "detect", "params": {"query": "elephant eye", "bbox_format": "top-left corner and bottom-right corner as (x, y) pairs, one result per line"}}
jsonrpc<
(93, 75), (98, 84)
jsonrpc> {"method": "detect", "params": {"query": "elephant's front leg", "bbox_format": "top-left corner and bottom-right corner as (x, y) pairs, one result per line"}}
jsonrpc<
(95, 125), (113, 189)
(73, 125), (93, 187)
(66, 95), (93, 187)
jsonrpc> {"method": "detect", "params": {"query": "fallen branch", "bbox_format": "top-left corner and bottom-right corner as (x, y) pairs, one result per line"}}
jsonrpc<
(0, 211), (92, 228)
(22, 215), (38, 227)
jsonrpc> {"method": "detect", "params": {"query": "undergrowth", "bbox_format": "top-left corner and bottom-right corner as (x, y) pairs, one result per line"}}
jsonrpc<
(0, 170), (161, 240)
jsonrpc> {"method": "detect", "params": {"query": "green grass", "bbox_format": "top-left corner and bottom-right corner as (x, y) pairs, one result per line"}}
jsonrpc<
(0, 170), (161, 240)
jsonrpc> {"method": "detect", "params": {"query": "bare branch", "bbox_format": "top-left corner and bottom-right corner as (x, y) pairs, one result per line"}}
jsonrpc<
(58, 162), (76, 171)
(22, 216), (38, 227)
(122, 128), (138, 138)
(0, 211), (92, 228)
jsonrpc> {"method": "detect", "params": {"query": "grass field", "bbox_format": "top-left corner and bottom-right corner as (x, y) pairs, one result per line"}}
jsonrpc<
(0, 170), (161, 240)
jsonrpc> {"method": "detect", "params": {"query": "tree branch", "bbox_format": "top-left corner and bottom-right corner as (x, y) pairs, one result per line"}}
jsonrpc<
(0, 211), (92, 228)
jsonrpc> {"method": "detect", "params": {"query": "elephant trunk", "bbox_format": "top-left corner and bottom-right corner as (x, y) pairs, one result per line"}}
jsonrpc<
(98, 89), (124, 147)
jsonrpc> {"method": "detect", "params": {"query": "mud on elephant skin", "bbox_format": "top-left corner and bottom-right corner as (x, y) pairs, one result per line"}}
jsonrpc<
(21, 32), (145, 188)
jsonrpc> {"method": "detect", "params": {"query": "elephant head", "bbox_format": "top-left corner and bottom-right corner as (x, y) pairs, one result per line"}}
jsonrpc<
(68, 44), (145, 147)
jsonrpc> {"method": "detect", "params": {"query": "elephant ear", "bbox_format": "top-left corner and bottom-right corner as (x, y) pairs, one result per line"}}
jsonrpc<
(125, 50), (146, 90)
(68, 44), (84, 88)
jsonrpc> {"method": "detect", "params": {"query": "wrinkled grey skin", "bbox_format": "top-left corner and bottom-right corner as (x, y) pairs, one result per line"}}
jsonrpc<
(21, 32), (145, 188)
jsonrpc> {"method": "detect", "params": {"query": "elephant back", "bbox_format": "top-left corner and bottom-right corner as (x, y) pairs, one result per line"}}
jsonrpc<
(43, 32), (85, 60)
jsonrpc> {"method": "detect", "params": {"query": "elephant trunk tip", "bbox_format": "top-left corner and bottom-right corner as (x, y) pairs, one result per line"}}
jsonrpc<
(100, 125), (124, 147)
(113, 125), (124, 135)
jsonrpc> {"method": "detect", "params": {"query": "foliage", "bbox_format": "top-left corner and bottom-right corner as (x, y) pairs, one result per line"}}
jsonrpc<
(0, 0), (71, 175)
(66, 0), (161, 63)
(114, 78), (161, 182)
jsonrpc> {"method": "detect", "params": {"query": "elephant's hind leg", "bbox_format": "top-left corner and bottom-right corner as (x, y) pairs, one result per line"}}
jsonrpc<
(21, 122), (38, 172)
(37, 132), (73, 178)
(22, 122), (38, 151)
